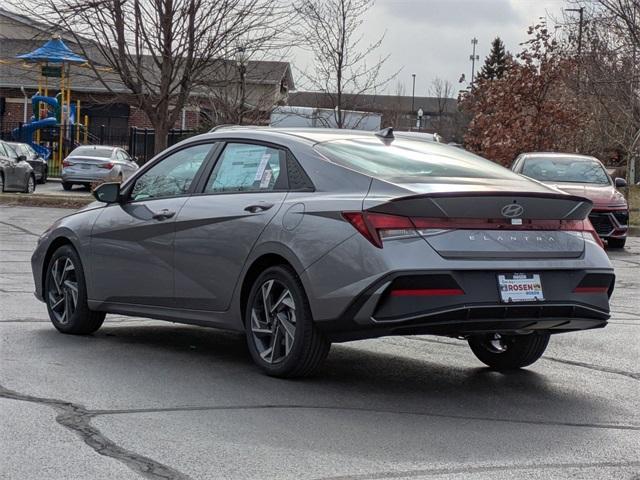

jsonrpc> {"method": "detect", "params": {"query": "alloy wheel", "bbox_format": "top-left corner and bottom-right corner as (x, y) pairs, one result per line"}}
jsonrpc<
(47, 257), (79, 325)
(250, 279), (297, 364)
(26, 176), (35, 193)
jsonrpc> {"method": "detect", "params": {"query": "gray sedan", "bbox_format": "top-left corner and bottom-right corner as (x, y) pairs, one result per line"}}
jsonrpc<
(61, 145), (138, 190)
(0, 140), (35, 193)
(31, 127), (614, 378)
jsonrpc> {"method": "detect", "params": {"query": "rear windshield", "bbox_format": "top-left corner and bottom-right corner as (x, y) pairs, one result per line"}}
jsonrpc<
(522, 157), (610, 185)
(314, 138), (521, 182)
(70, 146), (113, 158)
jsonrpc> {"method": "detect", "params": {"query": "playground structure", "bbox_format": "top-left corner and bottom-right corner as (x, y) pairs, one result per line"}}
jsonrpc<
(12, 36), (90, 175)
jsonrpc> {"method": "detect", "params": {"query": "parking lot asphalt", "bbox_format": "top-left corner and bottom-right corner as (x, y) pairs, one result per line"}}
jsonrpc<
(0, 204), (639, 480)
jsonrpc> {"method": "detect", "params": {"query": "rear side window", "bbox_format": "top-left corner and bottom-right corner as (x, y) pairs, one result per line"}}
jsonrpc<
(315, 138), (522, 182)
(204, 143), (285, 193)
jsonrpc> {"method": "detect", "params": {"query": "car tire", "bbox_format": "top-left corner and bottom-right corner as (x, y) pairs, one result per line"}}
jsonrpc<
(62, 182), (73, 191)
(608, 237), (626, 249)
(23, 175), (36, 194)
(39, 168), (47, 184)
(44, 245), (105, 335)
(0, 173), (4, 192)
(245, 265), (330, 378)
(468, 332), (550, 370)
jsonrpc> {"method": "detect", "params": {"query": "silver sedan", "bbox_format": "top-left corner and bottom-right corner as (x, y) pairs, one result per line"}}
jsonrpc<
(61, 145), (138, 190)
(32, 127), (614, 378)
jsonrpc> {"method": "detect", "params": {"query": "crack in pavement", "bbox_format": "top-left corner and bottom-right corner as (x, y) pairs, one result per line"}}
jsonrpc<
(90, 404), (640, 431)
(544, 356), (640, 381)
(0, 220), (40, 237)
(0, 383), (193, 480)
(397, 336), (640, 381)
(312, 460), (640, 479)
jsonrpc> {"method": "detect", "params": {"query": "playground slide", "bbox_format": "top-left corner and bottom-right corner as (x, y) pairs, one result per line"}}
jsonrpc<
(12, 117), (56, 160)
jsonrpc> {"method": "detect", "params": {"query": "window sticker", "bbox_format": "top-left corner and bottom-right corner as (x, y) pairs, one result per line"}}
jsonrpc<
(254, 153), (272, 181)
(259, 169), (273, 188)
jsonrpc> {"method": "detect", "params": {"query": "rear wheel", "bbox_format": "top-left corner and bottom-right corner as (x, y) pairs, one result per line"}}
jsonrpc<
(62, 182), (73, 191)
(45, 245), (105, 334)
(608, 237), (626, 249)
(0, 173), (4, 192)
(245, 265), (330, 378)
(468, 332), (550, 370)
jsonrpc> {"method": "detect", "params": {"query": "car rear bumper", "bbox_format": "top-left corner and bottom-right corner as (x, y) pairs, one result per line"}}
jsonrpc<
(61, 168), (117, 184)
(300, 233), (614, 342)
(316, 269), (612, 341)
(589, 208), (629, 239)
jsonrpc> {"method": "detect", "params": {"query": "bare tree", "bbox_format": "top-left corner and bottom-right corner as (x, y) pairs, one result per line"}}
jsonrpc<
(14, 0), (291, 152)
(294, 0), (396, 128)
(429, 77), (454, 135)
(567, 1), (640, 181)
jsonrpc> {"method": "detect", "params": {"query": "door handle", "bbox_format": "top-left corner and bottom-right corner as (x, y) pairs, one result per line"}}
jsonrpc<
(244, 203), (274, 213)
(151, 209), (176, 221)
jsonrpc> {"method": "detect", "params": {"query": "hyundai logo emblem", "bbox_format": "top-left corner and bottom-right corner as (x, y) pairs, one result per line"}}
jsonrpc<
(501, 203), (524, 218)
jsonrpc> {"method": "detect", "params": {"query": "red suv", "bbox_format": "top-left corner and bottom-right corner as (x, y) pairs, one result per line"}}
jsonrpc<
(512, 152), (629, 248)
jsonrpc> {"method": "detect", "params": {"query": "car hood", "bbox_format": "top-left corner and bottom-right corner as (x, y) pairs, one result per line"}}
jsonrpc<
(544, 182), (627, 209)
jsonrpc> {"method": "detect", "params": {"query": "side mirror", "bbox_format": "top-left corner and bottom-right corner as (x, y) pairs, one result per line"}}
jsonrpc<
(614, 177), (627, 188)
(17, 155), (27, 162)
(93, 182), (121, 203)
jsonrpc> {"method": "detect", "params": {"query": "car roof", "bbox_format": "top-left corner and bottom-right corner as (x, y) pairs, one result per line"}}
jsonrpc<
(205, 126), (443, 145)
(519, 152), (601, 163)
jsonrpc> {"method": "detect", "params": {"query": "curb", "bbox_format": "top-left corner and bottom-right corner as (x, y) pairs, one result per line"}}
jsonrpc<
(0, 193), (93, 209)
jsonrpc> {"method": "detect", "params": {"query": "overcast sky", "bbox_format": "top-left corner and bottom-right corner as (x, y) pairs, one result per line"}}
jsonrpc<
(291, 0), (568, 97)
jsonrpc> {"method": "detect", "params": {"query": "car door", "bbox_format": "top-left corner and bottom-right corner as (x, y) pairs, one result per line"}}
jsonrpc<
(173, 142), (289, 311)
(89, 142), (216, 308)
(1, 142), (28, 190)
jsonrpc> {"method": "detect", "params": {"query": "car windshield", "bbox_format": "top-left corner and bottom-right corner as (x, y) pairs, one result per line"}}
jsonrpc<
(522, 157), (610, 185)
(315, 137), (522, 182)
(70, 146), (113, 158)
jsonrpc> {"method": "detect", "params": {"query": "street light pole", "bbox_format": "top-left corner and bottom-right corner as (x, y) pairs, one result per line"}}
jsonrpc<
(236, 45), (247, 125)
(411, 73), (416, 113)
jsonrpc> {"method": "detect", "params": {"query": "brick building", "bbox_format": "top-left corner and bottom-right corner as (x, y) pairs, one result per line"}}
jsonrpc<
(0, 8), (294, 140)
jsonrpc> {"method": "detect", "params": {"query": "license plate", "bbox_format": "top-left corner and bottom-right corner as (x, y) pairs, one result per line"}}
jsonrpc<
(497, 273), (544, 303)
(81, 165), (91, 169)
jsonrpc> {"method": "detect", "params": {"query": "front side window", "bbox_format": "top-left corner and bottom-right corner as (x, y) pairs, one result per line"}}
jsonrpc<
(522, 157), (610, 185)
(204, 143), (284, 193)
(130, 143), (213, 201)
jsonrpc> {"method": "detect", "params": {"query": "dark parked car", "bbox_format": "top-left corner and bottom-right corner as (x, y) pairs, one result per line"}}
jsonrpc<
(0, 140), (35, 193)
(7, 142), (48, 183)
(32, 128), (614, 378)
(61, 145), (138, 190)
(512, 152), (629, 248)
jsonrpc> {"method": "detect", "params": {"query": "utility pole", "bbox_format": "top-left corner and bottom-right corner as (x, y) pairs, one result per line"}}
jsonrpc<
(630, 2), (638, 184)
(469, 38), (479, 85)
(411, 73), (416, 113)
(566, 7), (584, 89)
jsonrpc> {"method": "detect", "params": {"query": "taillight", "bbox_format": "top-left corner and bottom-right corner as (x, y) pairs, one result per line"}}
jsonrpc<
(343, 212), (605, 249)
(62, 160), (72, 167)
(342, 212), (414, 248)
(99, 162), (114, 169)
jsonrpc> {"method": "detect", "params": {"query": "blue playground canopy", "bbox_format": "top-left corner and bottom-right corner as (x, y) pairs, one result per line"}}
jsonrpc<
(16, 38), (86, 64)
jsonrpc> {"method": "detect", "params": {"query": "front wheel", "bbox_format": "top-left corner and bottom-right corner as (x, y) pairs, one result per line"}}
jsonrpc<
(468, 332), (550, 370)
(62, 182), (73, 191)
(23, 175), (35, 194)
(45, 245), (105, 334)
(245, 265), (330, 378)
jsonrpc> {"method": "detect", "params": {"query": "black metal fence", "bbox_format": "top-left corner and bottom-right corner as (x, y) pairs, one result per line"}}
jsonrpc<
(128, 127), (195, 164)
(0, 121), (195, 175)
